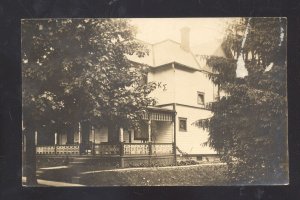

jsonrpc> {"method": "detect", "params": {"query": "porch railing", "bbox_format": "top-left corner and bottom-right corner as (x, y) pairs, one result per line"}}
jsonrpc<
(56, 145), (80, 155)
(151, 143), (173, 155)
(36, 143), (174, 156)
(94, 143), (120, 155)
(36, 146), (56, 154)
(36, 145), (79, 155)
(123, 143), (149, 155)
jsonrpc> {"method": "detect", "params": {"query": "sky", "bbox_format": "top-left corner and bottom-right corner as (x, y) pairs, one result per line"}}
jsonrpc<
(129, 18), (233, 47)
(129, 18), (248, 77)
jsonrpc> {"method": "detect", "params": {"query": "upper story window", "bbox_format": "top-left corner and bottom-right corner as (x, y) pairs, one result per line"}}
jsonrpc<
(179, 117), (187, 132)
(197, 92), (205, 105)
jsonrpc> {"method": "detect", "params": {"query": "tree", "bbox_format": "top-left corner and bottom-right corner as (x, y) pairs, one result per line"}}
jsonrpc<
(197, 18), (287, 184)
(22, 19), (156, 185)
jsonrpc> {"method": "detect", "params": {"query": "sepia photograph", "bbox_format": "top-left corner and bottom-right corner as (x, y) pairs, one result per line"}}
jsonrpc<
(21, 18), (288, 186)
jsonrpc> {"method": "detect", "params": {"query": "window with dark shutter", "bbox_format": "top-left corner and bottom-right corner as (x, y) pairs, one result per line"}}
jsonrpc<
(179, 118), (187, 132)
(197, 92), (205, 105)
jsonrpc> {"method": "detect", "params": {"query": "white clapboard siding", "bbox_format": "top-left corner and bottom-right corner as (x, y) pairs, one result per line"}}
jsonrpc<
(60, 133), (67, 145)
(175, 105), (217, 155)
(94, 127), (108, 143)
(123, 130), (130, 143)
(154, 121), (173, 143)
(74, 131), (79, 143)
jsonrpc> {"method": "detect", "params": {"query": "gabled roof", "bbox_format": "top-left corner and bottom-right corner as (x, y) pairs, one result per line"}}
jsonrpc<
(127, 39), (226, 73)
(191, 42), (226, 58)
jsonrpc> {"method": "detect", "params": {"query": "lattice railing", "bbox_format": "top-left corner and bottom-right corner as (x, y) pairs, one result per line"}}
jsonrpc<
(151, 143), (173, 155)
(93, 143), (120, 155)
(36, 145), (80, 155)
(56, 145), (80, 155)
(36, 143), (174, 156)
(36, 146), (56, 154)
(123, 143), (149, 155)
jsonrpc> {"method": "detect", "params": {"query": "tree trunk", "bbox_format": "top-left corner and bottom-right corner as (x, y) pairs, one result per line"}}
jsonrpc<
(66, 124), (75, 144)
(24, 126), (37, 185)
(107, 122), (119, 143)
(81, 121), (90, 145)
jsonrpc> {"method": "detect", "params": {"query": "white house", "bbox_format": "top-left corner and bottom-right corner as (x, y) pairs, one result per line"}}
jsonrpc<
(128, 27), (227, 160)
(34, 27), (226, 167)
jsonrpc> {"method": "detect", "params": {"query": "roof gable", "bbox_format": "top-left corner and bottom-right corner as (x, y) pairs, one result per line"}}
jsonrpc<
(127, 39), (226, 73)
(152, 40), (200, 70)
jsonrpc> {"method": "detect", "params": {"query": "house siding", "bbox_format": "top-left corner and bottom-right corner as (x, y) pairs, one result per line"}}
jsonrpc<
(93, 127), (108, 143)
(151, 65), (218, 155)
(174, 68), (218, 106)
(149, 65), (175, 105)
(152, 121), (174, 143)
(175, 105), (216, 155)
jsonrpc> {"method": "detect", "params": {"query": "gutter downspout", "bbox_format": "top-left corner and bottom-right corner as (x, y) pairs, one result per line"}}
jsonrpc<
(172, 62), (176, 103)
(172, 62), (177, 165)
(173, 103), (177, 165)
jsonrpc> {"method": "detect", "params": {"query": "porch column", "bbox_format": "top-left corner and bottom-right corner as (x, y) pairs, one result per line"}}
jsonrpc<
(119, 127), (124, 142)
(130, 129), (134, 143)
(34, 131), (38, 146)
(148, 120), (152, 156)
(54, 132), (57, 145)
(148, 120), (151, 142)
(78, 122), (81, 144)
(23, 134), (26, 152)
(92, 126), (95, 155)
(54, 132), (58, 155)
(119, 127), (124, 157)
(92, 126), (95, 144)
(78, 122), (82, 154)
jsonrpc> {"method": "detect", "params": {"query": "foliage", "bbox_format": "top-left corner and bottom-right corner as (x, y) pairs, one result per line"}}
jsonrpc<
(197, 18), (287, 184)
(22, 19), (157, 133)
(21, 19), (157, 184)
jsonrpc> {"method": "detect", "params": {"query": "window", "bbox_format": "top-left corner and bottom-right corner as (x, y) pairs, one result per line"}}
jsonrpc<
(197, 92), (205, 105)
(134, 123), (148, 140)
(196, 156), (203, 161)
(179, 118), (187, 132)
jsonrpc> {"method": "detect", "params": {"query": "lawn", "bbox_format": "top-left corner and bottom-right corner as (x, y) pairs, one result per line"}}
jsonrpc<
(79, 163), (228, 186)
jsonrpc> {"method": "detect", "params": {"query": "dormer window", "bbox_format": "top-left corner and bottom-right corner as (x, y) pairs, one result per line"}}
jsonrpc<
(197, 92), (205, 105)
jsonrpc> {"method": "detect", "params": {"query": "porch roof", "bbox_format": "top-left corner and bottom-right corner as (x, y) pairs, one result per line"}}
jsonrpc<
(147, 106), (175, 113)
(142, 106), (175, 122)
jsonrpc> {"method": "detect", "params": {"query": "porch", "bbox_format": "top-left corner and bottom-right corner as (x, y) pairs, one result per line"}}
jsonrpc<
(36, 142), (174, 156)
(32, 107), (177, 168)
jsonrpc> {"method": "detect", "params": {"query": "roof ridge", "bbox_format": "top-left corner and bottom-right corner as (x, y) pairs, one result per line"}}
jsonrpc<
(190, 50), (202, 70)
(135, 38), (152, 45)
(152, 39), (181, 46)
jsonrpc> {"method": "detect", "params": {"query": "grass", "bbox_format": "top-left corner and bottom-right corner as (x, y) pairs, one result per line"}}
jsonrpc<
(79, 163), (228, 186)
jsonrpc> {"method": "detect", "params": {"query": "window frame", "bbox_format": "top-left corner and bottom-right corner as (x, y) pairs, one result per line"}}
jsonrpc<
(197, 91), (205, 105)
(179, 117), (187, 132)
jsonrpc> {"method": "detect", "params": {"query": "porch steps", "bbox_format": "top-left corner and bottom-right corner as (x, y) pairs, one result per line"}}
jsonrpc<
(67, 157), (97, 172)
(68, 157), (91, 166)
(69, 157), (91, 161)
(36, 170), (43, 177)
(68, 157), (95, 166)
(36, 166), (74, 182)
(67, 156), (122, 172)
(69, 161), (85, 164)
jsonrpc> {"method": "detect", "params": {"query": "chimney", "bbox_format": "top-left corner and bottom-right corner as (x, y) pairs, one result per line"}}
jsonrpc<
(180, 27), (190, 51)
